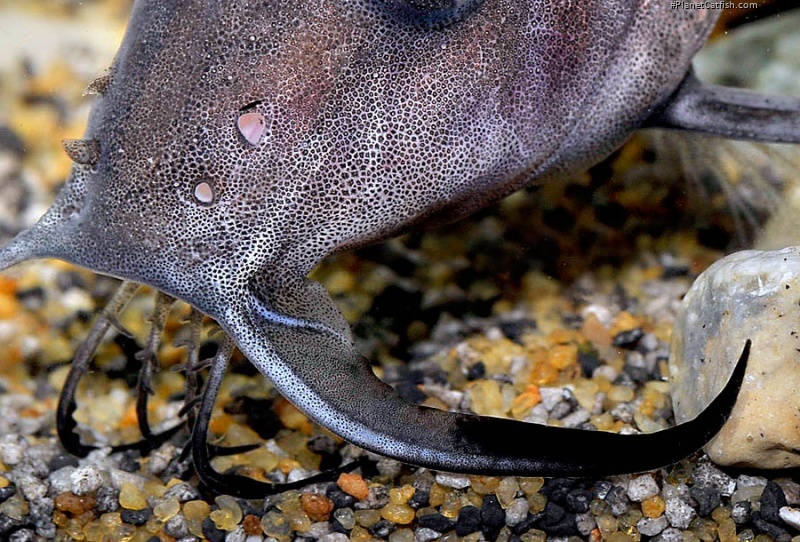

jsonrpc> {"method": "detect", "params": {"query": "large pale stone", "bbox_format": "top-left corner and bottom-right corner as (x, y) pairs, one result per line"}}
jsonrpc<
(670, 247), (800, 469)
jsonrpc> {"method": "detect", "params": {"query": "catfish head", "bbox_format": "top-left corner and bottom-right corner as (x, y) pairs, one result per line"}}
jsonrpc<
(0, 0), (723, 316)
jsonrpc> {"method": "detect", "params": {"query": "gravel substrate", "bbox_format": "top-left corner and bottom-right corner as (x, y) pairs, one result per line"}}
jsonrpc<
(1, 2), (800, 542)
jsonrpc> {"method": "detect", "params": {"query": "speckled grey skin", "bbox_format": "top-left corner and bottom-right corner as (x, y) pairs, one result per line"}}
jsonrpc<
(0, 1), (797, 496)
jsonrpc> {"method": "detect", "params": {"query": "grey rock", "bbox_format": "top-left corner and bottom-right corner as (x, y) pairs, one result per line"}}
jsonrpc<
(561, 408), (590, 428)
(0, 435), (27, 466)
(594, 480), (614, 500)
(775, 479), (800, 506)
(664, 497), (696, 529)
(605, 485), (630, 516)
(505, 497), (529, 527)
(434, 473), (471, 490)
(549, 400), (574, 420)
(286, 468), (312, 484)
(376, 458), (403, 479)
(574, 512), (596, 536)
(8, 528), (35, 542)
(13, 472), (47, 501)
(47, 466), (76, 495)
(70, 464), (104, 495)
(146, 443), (178, 476)
(414, 527), (441, 542)
(523, 403), (550, 425)
(654, 527), (684, 542)
(164, 481), (202, 502)
(692, 462), (736, 497)
(305, 522), (331, 539)
(333, 508), (355, 530)
(637, 516), (668, 537)
(778, 506), (800, 531)
(355, 484), (390, 509)
(224, 527), (247, 542)
(731, 501), (752, 525)
(671, 247), (800, 468)
(539, 387), (568, 411)
(95, 486), (120, 513)
(661, 482), (689, 501)
(737, 474), (769, 488)
(627, 475), (659, 502)
(165, 514), (190, 538)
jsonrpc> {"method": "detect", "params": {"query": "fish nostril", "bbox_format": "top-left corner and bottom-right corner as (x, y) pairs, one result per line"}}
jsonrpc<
(62, 204), (82, 219)
(236, 111), (267, 146)
(193, 180), (216, 205)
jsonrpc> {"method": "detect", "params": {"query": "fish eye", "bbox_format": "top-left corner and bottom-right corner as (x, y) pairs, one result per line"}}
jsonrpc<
(237, 111), (268, 146)
(193, 180), (216, 205)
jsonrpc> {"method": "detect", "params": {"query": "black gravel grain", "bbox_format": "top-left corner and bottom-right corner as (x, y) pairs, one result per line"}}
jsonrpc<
(455, 505), (482, 536)
(120, 507), (151, 527)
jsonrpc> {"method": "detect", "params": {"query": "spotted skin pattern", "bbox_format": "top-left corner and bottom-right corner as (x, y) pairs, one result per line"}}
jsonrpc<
(0, 1), (797, 495)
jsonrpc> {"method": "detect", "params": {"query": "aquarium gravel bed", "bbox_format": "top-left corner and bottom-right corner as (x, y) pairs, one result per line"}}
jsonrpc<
(0, 2), (799, 542)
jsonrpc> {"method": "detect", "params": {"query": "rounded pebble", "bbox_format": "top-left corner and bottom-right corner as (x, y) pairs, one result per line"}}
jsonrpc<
(435, 473), (471, 490)
(390, 485), (416, 505)
(759, 481), (787, 523)
(415, 527), (442, 542)
(94, 486), (119, 514)
(690, 485), (721, 517)
(480, 495), (505, 536)
(505, 498), (529, 527)
(120, 507), (151, 526)
(605, 485), (630, 516)
(566, 488), (592, 513)
(118, 482), (147, 510)
(455, 505), (481, 536)
(627, 475), (659, 502)
(381, 503), (415, 525)
(185, 499), (212, 537)
(54, 492), (96, 515)
(778, 506), (800, 530)
(574, 511), (596, 536)
(164, 513), (189, 538)
(637, 515), (668, 536)
(333, 507), (356, 530)
(496, 477), (520, 507)
(70, 465), (104, 496)
(164, 482), (202, 502)
(388, 527), (414, 542)
(202, 516), (226, 542)
(153, 496), (180, 520)
(665, 497), (696, 529)
(337, 473), (369, 500)
(692, 463), (736, 497)
(417, 512), (455, 533)
(0, 436), (27, 466)
(0, 483), (15, 504)
(301, 493), (335, 522)
(641, 495), (666, 518)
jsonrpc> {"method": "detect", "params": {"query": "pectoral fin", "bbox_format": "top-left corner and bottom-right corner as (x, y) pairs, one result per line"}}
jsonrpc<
(645, 70), (800, 143)
(219, 277), (749, 481)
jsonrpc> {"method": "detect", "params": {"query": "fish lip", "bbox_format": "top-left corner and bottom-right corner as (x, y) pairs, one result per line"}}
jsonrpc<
(0, 228), (39, 272)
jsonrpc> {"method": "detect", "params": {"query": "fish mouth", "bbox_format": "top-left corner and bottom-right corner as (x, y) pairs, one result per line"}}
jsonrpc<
(0, 228), (39, 272)
(0, 171), (90, 273)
